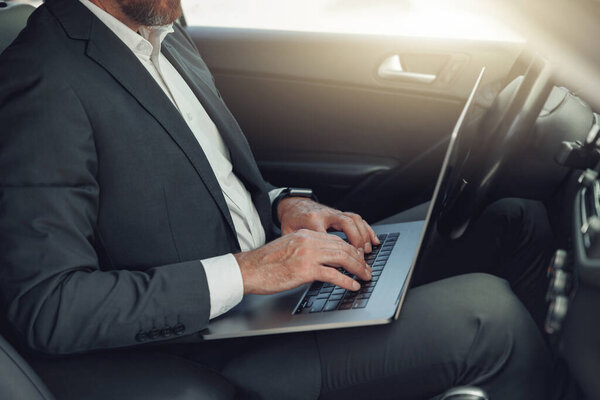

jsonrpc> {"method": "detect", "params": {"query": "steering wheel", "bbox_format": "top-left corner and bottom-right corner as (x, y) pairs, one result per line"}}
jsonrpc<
(436, 57), (554, 239)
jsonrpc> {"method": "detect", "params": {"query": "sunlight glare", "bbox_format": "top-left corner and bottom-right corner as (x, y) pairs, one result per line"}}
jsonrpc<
(182, 0), (522, 42)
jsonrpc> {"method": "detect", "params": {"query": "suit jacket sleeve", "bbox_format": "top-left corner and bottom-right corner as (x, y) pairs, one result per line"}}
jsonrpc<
(0, 50), (210, 355)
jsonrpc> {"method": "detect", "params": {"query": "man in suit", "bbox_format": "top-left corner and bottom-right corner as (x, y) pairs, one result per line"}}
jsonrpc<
(0, 0), (551, 399)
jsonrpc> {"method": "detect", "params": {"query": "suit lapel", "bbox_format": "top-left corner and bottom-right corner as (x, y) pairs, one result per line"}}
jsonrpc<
(47, 0), (237, 238)
(161, 40), (265, 195)
(162, 38), (274, 234)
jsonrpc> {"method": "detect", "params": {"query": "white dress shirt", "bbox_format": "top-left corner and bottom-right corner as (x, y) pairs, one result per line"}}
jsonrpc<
(80, 0), (281, 318)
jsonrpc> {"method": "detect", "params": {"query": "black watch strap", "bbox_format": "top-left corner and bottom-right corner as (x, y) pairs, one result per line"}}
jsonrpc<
(272, 187), (318, 228)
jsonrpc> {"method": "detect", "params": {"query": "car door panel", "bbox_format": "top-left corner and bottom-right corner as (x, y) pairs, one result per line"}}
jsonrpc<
(186, 26), (523, 220)
(258, 153), (398, 206)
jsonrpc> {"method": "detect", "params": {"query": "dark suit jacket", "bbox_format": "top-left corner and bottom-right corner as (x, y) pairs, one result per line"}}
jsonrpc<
(0, 0), (275, 355)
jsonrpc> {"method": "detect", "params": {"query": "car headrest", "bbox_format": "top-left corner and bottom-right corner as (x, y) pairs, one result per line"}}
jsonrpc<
(0, 334), (56, 400)
(0, 1), (36, 55)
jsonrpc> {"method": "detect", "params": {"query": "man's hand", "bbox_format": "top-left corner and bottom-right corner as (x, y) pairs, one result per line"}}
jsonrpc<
(234, 229), (372, 295)
(277, 197), (380, 252)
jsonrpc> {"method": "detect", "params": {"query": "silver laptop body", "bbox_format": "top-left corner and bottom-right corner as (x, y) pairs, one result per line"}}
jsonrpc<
(202, 68), (486, 340)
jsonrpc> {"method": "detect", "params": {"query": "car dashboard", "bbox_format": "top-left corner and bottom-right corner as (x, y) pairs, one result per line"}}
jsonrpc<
(546, 132), (600, 398)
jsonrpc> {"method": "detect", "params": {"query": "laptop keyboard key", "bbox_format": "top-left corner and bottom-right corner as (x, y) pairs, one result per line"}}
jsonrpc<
(310, 299), (327, 313)
(344, 291), (358, 299)
(353, 299), (369, 309)
(324, 300), (340, 311)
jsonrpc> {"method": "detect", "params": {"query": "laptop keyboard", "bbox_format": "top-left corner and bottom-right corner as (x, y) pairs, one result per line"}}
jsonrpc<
(293, 232), (400, 314)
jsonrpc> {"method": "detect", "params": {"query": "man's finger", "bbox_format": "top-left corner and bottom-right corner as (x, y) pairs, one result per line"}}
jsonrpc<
(316, 237), (366, 267)
(314, 231), (371, 276)
(343, 212), (371, 252)
(318, 246), (371, 281)
(299, 230), (365, 267)
(363, 219), (380, 246)
(317, 266), (361, 291)
(329, 214), (366, 251)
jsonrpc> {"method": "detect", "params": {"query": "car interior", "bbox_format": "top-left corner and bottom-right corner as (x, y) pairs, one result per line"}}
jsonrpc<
(1, 0), (599, 399)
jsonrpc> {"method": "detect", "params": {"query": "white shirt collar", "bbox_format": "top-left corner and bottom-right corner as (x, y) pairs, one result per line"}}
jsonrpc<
(79, 0), (174, 61)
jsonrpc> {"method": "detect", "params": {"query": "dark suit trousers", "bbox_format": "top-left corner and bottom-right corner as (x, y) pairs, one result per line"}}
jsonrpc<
(28, 274), (550, 400)
(27, 199), (552, 400)
(412, 198), (553, 329)
(216, 274), (549, 400)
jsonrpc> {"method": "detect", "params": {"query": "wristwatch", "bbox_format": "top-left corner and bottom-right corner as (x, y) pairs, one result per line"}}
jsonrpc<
(272, 187), (318, 228)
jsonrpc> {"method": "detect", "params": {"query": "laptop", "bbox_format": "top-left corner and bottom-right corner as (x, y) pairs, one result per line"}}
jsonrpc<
(202, 68), (486, 340)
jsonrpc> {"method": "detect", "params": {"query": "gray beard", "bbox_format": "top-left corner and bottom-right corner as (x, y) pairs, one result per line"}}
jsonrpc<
(116, 0), (181, 27)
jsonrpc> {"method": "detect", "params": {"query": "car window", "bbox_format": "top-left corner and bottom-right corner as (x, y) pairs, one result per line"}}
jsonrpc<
(180, 0), (522, 42)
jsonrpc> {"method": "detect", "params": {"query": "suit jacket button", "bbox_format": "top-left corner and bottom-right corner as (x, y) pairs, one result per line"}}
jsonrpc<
(135, 332), (148, 342)
(148, 328), (160, 339)
(160, 327), (173, 337)
(173, 323), (186, 335)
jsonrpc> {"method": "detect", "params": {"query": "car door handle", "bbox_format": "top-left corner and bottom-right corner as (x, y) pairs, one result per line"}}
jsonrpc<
(377, 54), (437, 84)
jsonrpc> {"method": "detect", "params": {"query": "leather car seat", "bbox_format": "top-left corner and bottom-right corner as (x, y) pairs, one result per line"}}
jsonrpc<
(0, 334), (55, 400)
(0, 2), (57, 399)
(0, 1), (35, 54)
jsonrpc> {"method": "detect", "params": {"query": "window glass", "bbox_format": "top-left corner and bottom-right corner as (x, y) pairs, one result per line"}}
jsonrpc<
(180, 0), (522, 42)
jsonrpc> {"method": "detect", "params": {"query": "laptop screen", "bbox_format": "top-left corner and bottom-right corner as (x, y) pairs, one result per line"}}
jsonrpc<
(394, 68), (486, 319)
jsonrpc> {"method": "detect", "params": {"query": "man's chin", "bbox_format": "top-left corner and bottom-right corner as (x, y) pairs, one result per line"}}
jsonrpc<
(118, 0), (182, 27)
(147, 10), (182, 27)
(154, 1), (182, 26)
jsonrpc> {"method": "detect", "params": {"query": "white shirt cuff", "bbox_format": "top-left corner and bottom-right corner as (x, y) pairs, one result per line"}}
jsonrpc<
(268, 187), (286, 204)
(201, 253), (244, 319)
